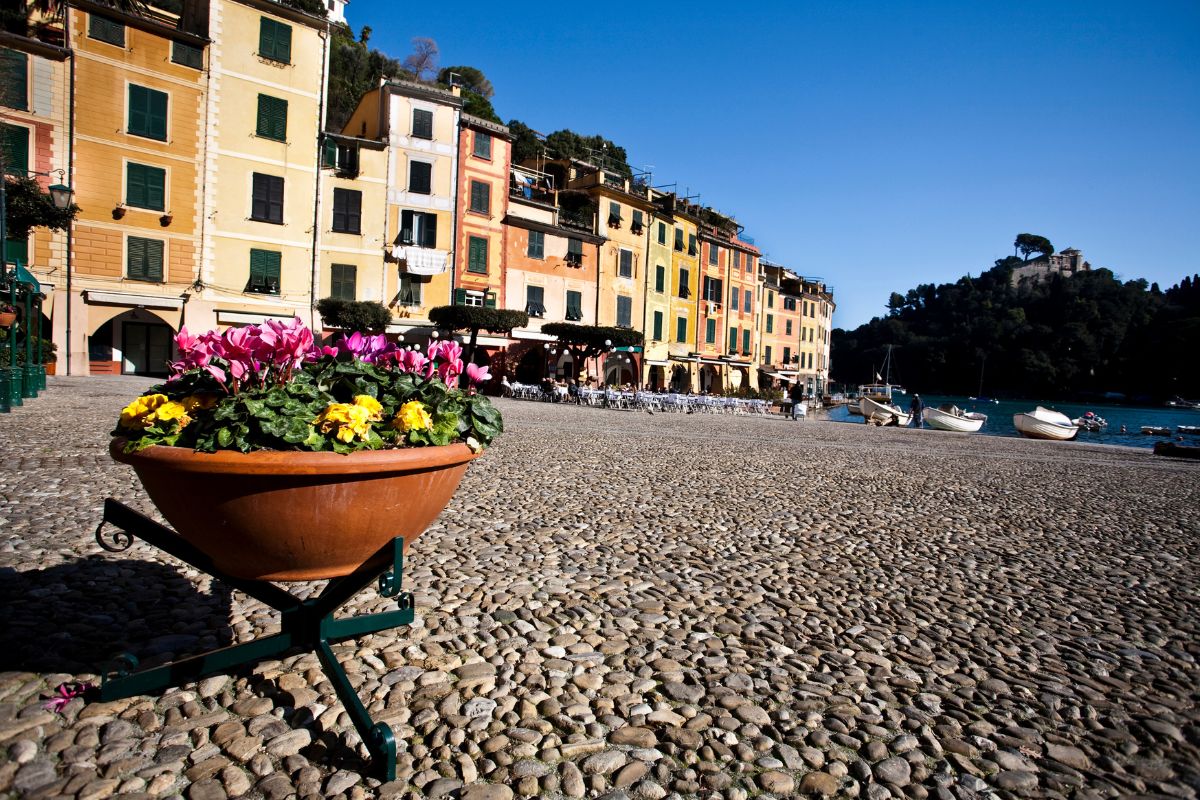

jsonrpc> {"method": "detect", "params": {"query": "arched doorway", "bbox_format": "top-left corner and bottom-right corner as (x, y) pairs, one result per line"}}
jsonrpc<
(647, 365), (665, 391)
(89, 309), (176, 377)
(670, 364), (691, 392)
(700, 364), (721, 393)
(604, 354), (636, 386)
(514, 347), (546, 384)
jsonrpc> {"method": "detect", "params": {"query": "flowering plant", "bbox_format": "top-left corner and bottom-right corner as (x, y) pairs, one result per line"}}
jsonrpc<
(0, 303), (15, 314)
(112, 318), (501, 454)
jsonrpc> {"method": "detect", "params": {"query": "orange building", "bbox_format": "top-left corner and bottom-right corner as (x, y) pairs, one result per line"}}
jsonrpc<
(758, 261), (806, 390)
(454, 114), (510, 314)
(67, 1), (207, 376)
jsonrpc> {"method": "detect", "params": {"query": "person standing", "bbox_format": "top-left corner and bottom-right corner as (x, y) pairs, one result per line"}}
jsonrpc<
(909, 393), (923, 428)
(789, 383), (804, 420)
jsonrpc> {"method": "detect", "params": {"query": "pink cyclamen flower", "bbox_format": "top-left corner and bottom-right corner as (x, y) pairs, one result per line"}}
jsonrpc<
(43, 682), (93, 714)
(465, 362), (492, 385)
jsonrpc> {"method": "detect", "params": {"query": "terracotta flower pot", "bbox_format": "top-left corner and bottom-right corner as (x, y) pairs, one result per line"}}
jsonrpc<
(0, 312), (14, 328)
(110, 439), (479, 581)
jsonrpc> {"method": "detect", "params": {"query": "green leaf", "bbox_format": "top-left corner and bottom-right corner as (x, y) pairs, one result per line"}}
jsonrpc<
(217, 428), (233, 448)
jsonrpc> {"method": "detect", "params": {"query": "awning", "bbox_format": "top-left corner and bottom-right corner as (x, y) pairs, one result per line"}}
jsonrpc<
(510, 329), (556, 342)
(216, 310), (301, 326)
(668, 354), (698, 363)
(84, 290), (183, 310)
(699, 358), (726, 366)
(612, 345), (642, 353)
(392, 246), (449, 275)
(644, 358), (669, 366)
(15, 263), (40, 293)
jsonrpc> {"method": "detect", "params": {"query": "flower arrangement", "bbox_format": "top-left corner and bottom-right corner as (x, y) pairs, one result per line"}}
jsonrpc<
(113, 318), (501, 454)
(0, 302), (15, 315)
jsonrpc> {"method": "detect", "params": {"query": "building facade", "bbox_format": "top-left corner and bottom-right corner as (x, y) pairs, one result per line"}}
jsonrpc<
(316, 132), (387, 315)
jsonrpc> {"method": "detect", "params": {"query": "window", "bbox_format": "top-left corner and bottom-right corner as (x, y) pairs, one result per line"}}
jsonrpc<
(0, 123), (28, 172)
(256, 94), (288, 141)
(467, 236), (488, 274)
(399, 210), (437, 247)
(731, 287), (739, 311)
(1, 49), (28, 111)
(734, 251), (741, 269)
(473, 131), (491, 158)
(469, 180), (490, 214)
(764, 345), (772, 365)
(171, 41), (203, 69)
(678, 268), (690, 299)
(657, 222), (666, 245)
(708, 244), (718, 266)
(332, 188), (361, 233)
(398, 274), (423, 306)
(408, 160), (432, 194)
(251, 173), (284, 224)
(322, 137), (359, 176)
(676, 316), (687, 343)
(746, 256), (755, 274)
(527, 230), (544, 259)
(766, 314), (774, 334)
(631, 210), (644, 234)
(258, 18), (292, 64)
(89, 14), (125, 46)
(783, 346), (791, 364)
(608, 201), (621, 227)
(688, 234), (697, 256)
(127, 237), (164, 282)
(654, 264), (665, 293)
(330, 263), (356, 300)
(705, 318), (715, 344)
(566, 237), (582, 265)
(652, 311), (663, 341)
(743, 329), (751, 354)
(786, 320), (793, 336)
(247, 249), (281, 294)
(702, 276), (723, 303)
(729, 327), (738, 354)
(454, 288), (484, 307)
(803, 300), (808, 316)
(618, 248), (632, 278)
(126, 163), (166, 211)
(566, 290), (583, 321)
(768, 291), (774, 308)
(616, 295), (632, 327)
(525, 285), (545, 317)
(128, 84), (167, 141)
(412, 109), (433, 139)
(744, 292), (751, 313)
(674, 228), (684, 251)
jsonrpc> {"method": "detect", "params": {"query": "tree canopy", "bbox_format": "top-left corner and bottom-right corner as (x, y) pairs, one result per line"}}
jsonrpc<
(506, 120), (632, 176)
(832, 245), (1200, 401)
(326, 23), (404, 132)
(1014, 233), (1054, 261)
(429, 306), (528, 335)
(316, 298), (392, 333)
(2, 176), (79, 241)
(540, 323), (643, 363)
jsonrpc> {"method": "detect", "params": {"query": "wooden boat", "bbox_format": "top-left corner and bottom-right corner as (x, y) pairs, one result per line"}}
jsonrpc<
(1178, 425), (1200, 435)
(1013, 407), (1078, 441)
(1154, 441), (1200, 459)
(1072, 412), (1107, 432)
(1141, 426), (1172, 436)
(860, 396), (911, 426)
(923, 405), (987, 433)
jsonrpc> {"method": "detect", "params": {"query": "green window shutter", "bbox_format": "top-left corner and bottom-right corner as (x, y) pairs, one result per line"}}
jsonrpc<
(706, 319), (715, 344)
(566, 290), (582, 320)
(127, 163), (165, 211)
(473, 132), (491, 158)
(527, 230), (544, 259)
(5, 237), (28, 266)
(655, 265), (665, 293)
(127, 237), (163, 282)
(1, 49), (28, 111)
(409, 161), (431, 194)
(88, 14), (125, 46)
(768, 291), (774, 308)
(467, 236), (487, 273)
(729, 327), (737, 353)
(484, 291), (497, 308)
(709, 245), (718, 265)
(259, 18), (292, 63)
(657, 222), (666, 245)
(1, 123), (30, 172)
(322, 137), (337, 168)
(731, 287), (739, 310)
(470, 180), (489, 213)
(653, 311), (663, 341)
(171, 41), (204, 69)
(616, 295), (631, 327)
(676, 316), (687, 343)
(766, 314), (773, 333)
(129, 85), (168, 141)
(248, 249), (281, 294)
(454, 288), (467, 305)
(412, 109), (433, 139)
(331, 263), (356, 300)
(743, 329), (751, 353)
(674, 228), (683, 250)
(765, 345), (772, 364)
(783, 347), (791, 364)
(256, 94), (287, 141)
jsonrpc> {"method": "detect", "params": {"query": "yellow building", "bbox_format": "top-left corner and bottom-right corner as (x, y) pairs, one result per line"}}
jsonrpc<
(798, 277), (835, 396)
(640, 188), (674, 390)
(193, 0), (329, 336)
(65, 1), (208, 375)
(666, 200), (701, 391)
(315, 132), (388, 319)
(342, 79), (462, 344)
(1, 22), (70, 369)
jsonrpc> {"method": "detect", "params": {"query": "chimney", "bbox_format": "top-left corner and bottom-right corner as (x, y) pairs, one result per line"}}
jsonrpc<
(450, 85), (462, 97)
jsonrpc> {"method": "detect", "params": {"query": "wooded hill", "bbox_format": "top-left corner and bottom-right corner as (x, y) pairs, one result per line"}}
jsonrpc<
(831, 256), (1200, 402)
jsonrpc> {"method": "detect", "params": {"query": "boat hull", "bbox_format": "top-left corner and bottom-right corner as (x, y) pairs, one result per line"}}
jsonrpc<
(922, 407), (986, 433)
(1013, 413), (1078, 441)
(860, 397), (911, 427)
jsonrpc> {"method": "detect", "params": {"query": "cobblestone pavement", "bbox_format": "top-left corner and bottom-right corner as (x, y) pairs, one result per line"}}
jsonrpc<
(1, 377), (1199, 800)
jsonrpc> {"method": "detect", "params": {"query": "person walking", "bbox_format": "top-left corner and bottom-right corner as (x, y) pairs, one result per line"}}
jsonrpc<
(789, 383), (804, 421)
(909, 393), (923, 428)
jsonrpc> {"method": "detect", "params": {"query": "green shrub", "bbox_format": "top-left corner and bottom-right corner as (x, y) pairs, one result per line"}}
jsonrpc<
(317, 297), (393, 333)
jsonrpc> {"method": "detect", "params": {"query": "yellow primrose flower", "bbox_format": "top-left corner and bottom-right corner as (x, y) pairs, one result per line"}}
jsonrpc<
(182, 394), (218, 413)
(119, 394), (170, 430)
(352, 394), (383, 420)
(147, 401), (191, 429)
(392, 400), (432, 433)
(313, 402), (375, 443)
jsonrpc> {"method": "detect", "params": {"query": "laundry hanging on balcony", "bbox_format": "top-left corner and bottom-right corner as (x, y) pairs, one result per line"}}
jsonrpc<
(392, 246), (448, 275)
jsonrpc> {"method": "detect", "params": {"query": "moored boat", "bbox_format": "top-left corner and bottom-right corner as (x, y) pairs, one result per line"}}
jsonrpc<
(1178, 425), (1200, 435)
(1013, 407), (1078, 441)
(1141, 426), (1172, 436)
(1072, 411), (1107, 432)
(923, 404), (987, 433)
(860, 396), (911, 426)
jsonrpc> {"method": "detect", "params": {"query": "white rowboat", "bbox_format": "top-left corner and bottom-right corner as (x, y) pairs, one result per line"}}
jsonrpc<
(860, 397), (911, 427)
(1013, 407), (1078, 441)
(922, 406), (987, 433)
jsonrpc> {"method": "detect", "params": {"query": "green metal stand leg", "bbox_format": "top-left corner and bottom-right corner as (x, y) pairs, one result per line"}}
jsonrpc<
(94, 499), (413, 780)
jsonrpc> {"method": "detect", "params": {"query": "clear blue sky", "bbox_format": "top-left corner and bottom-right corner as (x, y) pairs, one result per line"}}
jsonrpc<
(348, 0), (1200, 329)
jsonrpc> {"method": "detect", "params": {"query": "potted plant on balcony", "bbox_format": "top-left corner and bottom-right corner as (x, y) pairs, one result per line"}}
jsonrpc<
(110, 317), (501, 581)
(0, 303), (15, 328)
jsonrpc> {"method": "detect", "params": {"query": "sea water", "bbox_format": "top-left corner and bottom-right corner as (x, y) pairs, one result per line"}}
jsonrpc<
(827, 395), (1200, 450)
